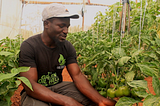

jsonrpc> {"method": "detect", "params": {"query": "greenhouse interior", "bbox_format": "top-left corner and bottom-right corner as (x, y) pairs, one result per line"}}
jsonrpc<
(0, 0), (160, 106)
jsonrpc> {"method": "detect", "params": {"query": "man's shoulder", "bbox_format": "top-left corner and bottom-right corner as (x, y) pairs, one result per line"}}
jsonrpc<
(21, 34), (41, 48)
(25, 34), (41, 42)
(64, 40), (73, 46)
(23, 34), (41, 45)
(62, 40), (76, 52)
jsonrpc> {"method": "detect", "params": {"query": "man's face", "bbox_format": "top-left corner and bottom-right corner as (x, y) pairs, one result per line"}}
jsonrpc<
(45, 17), (70, 44)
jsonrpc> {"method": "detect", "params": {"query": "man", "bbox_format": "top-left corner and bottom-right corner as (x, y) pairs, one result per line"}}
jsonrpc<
(19, 3), (116, 106)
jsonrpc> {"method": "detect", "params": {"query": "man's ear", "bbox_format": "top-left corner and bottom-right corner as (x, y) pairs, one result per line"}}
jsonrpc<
(44, 20), (49, 28)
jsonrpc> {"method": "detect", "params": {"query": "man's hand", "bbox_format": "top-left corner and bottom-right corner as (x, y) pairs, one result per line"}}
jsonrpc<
(98, 98), (116, 106)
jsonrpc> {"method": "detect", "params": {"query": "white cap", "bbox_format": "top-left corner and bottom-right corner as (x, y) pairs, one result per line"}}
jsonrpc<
(42, 3), (79, 21)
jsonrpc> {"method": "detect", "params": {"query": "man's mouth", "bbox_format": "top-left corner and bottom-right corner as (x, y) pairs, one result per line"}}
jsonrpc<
(60, 36), (66, 40)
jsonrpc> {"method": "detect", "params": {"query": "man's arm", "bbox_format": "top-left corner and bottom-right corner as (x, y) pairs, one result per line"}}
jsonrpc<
(67, 63), (116, 106)
(20, 67), (83, 106)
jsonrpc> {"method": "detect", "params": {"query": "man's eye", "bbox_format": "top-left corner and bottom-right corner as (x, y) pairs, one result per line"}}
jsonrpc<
(59, 25), (64, 28)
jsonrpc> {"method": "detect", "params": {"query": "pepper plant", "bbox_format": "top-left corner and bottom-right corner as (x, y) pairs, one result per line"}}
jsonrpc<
(67, 0), (160, 104)
(0, 35), (33, 106)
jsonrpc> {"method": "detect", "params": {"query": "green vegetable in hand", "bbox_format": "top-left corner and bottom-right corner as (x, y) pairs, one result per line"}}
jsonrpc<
(107, 88), (116, 99)
(115, 86), (130, 97)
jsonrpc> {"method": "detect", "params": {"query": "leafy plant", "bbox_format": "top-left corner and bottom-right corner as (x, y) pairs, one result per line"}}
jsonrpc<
(67, 0), (160, 104)
(0, 67), (32, 106)
(116, 69), (160, 106)
(0, 35), (33, 106)
(0, 35), (22, 73)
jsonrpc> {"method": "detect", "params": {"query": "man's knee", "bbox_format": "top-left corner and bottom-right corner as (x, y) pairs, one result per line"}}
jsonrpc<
(21, 92), (50, 106)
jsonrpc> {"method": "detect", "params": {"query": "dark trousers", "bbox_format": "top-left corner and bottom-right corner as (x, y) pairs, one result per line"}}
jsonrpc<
(21, 81), (95, 106)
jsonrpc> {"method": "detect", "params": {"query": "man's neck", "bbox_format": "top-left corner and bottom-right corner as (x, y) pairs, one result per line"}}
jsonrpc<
(41, 32), (56, 48)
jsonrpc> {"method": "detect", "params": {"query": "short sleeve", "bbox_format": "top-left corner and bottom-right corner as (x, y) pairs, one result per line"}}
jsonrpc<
(19, 41), (36, 67)
(65, 41), (77, 65)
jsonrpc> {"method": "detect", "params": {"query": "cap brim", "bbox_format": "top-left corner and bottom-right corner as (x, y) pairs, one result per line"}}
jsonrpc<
(56, 13), (79, 19)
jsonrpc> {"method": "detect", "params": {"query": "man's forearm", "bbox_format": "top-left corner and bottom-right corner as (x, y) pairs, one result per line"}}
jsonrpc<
(22, 81), (72, 105)
(73, 72), (104, 104)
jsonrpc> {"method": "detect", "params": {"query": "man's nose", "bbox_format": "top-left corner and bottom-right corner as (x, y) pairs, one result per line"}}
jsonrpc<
(63, 27), (68, 34)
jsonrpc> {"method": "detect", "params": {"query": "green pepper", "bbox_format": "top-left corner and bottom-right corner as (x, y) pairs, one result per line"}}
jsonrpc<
(98, 79), (106, 88)
(115, 86), (130, 97)
(99, 90), (107, 97)
(107, 88), (115, 99)
(121, 86), (130, 96)
(115, 88), (123, 97)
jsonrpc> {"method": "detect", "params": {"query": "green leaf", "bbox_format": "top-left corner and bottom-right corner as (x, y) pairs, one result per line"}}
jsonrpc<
(0, 81), (10, 95)
(92, 71), (98, 82)
(152, 74), (160, 96)
(0, 51), (14, 56)
(115, 97), (141, 106)
(11, 68), (19, 74)
(15, 80), (21, 86)
(143, 95), (160, 106)
(131, 50), (143, 57)
(0, 73), (17, 82)
(0, 101), (8, 106)
(137, 64), (156, 76)
(8, 60), (15, 67)
(111, 48), (126, 58)
(15, 50), (20, 55)
(17, 67), (30, 73)
(125, 71), (135, 82)
(127, 80), (149, 91)
(0, 59), (4, 65)
(156, 38), (160, 47)
(0, 47), (3, 51)
(148, 52), (158, 60)
(85, 59), (97, 68)
(156, 51), (160, 55)
(135, 89), (149, 98)
(4, 95), (12, 106)
(17, 77), (33, 91)
(118, 56), (131, 66)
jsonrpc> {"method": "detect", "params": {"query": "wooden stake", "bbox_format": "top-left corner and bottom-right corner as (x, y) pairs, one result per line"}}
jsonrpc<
(82, 0), (85, 31)
(122, 3), (127, 37)
(128, 3), (130, 33)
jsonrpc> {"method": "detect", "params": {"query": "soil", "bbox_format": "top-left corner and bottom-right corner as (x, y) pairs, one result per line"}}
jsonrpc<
(10, 69), (154, 106)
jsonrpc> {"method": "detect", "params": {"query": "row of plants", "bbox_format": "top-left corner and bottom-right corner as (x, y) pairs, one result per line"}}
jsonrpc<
(0, 35), (32, 106)
(67, 0), (160, 105)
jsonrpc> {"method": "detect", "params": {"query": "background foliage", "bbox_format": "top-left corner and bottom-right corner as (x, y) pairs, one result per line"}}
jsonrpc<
(67, 0), (160, 105)
(0, 35), (32, 106)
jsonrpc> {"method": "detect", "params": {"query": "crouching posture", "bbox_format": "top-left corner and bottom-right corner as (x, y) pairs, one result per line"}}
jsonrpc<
(19, 3), (116, 106)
